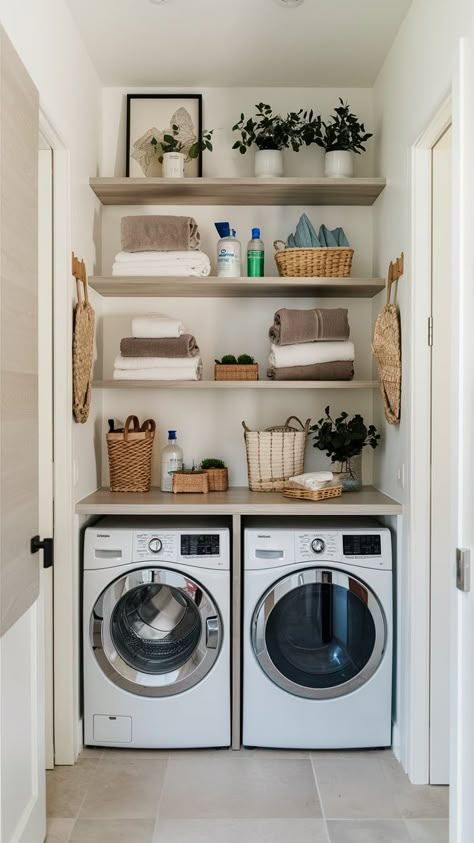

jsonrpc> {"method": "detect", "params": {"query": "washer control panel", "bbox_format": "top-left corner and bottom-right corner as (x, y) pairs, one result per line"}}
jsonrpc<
(134, 532), (177, 562)
(297, 532), (339, 561)
(132, 530), (228, 568)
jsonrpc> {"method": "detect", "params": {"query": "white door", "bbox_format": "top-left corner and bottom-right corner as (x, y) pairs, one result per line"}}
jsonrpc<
(0, 25), (46, 843)
(429, 125), (452, 785)
(450, 37), (474, 843)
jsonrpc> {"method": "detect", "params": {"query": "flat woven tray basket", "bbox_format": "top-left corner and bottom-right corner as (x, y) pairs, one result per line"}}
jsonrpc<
(274, 241), (353, 278)
(283, 483), (343, 501)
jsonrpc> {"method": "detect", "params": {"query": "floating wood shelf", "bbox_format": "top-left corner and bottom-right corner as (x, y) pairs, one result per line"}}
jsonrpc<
(76, 485), (402, 516)
(89, 276), (385, 299)
(92, 380), (378, 390)
(90, 177), (386, 207)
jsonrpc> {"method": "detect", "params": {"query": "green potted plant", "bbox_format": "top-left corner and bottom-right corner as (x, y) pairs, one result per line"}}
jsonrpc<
(158, 124), (214, 178)
(214, 354), (258, 381)
(232, 103), (319, 178)
(310, 406), (380, 491)
(314, 99), (373, 178)
(200, 458), (228, 492)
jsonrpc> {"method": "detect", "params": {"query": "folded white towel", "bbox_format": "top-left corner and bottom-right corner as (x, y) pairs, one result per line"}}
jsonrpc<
(132, 314), (184, 339)
(288, 471), (334, 490)
(269, 341), (355, 369)
(112, 250), (211, 278)
(114, 354), (201, 372)
(113, 362), (202, 382)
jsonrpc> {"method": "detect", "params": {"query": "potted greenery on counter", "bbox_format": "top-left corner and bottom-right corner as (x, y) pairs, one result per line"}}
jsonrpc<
(214, 354), (258, 381)
(232, 103), (319, 178)
(310, 406), (380, 491)
(315, 99), (373, 178)
(201, 458), (228, 492)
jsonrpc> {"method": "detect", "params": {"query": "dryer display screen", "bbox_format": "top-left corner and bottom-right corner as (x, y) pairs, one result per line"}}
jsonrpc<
(343, 535), (381, 556)
(181, 534), (220, 556)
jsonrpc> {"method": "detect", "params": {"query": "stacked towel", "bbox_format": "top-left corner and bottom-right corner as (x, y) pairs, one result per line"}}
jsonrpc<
(113, 314), (202, 381)
(267, 309), (355, 381)
(112, 215), (211, 277)
(287, 472), (334, 491)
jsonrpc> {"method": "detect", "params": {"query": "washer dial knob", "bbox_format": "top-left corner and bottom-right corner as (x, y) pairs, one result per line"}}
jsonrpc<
(148, 537), (162, 554)
(311, 538), (325, 554)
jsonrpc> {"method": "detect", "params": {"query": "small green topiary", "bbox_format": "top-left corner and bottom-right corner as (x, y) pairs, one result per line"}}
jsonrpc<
(201, 458), (226, 469)
(215, 354), (255, 365)
(237, 354), (255, 364)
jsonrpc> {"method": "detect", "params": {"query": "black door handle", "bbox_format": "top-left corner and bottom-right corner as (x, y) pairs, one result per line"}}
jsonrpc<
(31, 535), (54, 569)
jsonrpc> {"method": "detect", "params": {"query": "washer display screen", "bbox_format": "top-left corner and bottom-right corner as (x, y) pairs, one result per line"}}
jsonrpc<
(181, 535), (220, 556)
(343, 535), (381, 556)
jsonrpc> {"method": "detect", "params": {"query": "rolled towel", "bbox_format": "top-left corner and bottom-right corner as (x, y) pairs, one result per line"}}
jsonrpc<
(120, 335), (199, 358)
(132, 314), (184, 339)
(267, 361), (354, 381)
(112, 250), (211, 278)
(288, 471), (334, 490)
(113, 361), (202, 382)
(114, 354), (201, 372)
(270, 340), (355, 369)
(121, 215), (200, 252)
(269, 308), (350, 346)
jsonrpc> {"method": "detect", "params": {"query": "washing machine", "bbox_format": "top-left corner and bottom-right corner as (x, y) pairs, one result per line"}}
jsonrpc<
(83, 517), (230, 748)
(243, 518), (392, 749)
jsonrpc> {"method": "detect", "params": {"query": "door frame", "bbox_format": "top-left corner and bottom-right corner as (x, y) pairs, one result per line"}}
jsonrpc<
(409, 97), (452, 784)
(38, 108), (76, 765)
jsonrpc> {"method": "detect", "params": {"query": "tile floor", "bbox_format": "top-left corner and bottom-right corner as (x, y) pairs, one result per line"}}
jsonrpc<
(46, 748), (449, 843)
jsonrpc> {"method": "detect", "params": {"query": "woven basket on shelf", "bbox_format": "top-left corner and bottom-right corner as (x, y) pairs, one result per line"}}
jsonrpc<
(215, 364), (259, 381)
(107, 415), (156, 492)
(242, 416), (311, 492)
(283, 483), (343, 502)
(172, 470), (209, 494)
(203, 467), (228, 492)
(273, 240), (353, 278)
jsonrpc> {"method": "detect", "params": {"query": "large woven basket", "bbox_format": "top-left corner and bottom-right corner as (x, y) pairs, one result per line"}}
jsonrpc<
(242, 416), (311, 492)
(372, 302), (401, 425)
(107, 415), (156, 492)
(274, 240), (353, 278)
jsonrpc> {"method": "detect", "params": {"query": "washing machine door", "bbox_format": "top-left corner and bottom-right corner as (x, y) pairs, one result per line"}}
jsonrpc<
(91, 567), (222, 697)
(252, 567), (386, 699)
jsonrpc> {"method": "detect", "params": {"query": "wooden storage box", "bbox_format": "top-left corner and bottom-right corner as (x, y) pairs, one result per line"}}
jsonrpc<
(172, 470), (209, 494)
(214, 364), (259, 381)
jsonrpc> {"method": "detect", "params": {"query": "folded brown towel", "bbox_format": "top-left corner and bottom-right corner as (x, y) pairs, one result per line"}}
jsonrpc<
(120, 335), (200, 358)
(269, 307), (350, 346)
(267, 361), (354, 381)
(121, 215), (200, 252)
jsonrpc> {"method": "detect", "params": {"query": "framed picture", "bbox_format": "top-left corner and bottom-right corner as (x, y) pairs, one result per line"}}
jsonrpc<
(126, 94), (203, 178)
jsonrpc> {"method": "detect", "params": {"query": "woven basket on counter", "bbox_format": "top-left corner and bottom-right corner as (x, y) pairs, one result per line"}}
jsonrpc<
(273, 240), (353, 278)
(242, 416), (311, 492)
(215, 364), (259, 381)
(283, 483), (343, 501)
(107, 415), (156, 492)
(172, 470), (209, 494)
(202, 467), (228, 492)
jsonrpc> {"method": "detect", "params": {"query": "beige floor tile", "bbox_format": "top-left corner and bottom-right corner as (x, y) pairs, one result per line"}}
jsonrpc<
(46, 818), (75, 842)
(79, 759), (167, 820)
(77, 747), (103, 762)
(394, 784), (449, 820)
(100, 748), (169, 762)
(238, 746), (311, 760)
(47, 762), (98, 819)
(327, 819), (411, 842)
(405, 819), (450, 842)
(314, 755), (400, 819)
(70, 818), (155, 842)
(159, 756), (322, 819)
(152, 818), (329, 842)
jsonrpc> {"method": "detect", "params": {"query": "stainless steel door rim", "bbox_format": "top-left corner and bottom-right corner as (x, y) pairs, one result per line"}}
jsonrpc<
(91, 567), (222, 697)
(252, 567), (386, 700)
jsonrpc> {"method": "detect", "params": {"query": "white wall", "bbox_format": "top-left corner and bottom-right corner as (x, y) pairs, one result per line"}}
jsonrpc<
(372, 0), (474, 776)
(0, 0), (102, 761)
(99, 86), (378, 487)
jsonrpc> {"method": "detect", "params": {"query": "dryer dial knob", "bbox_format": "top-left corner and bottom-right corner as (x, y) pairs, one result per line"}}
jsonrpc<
(148, 537), (162, 554)
(311, 538), (325, 554)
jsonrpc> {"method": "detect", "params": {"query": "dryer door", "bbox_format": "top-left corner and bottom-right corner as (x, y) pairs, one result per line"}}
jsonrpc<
(91, 568), (222, 697)
(252, 567), (386, 699)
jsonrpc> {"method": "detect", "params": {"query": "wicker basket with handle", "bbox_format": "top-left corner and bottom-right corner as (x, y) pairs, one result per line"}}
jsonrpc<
(273, 240), (353, 278)
(242, 416), (311, 492)
(107, 415), (156, 492)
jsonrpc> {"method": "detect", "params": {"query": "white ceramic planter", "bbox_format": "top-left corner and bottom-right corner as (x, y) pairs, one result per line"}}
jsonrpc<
(254, 149), (284, 178)
(162, 151), (185, 178)
(324, 150), (354, 178)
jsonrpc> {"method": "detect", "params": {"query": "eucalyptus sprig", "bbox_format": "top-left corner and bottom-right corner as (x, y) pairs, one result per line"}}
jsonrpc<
(310, 406), (380, 472)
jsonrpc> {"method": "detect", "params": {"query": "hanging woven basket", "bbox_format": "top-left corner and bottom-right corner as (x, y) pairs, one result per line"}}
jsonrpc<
(72, 256), (95, 423)
(372, 284), (401, 425)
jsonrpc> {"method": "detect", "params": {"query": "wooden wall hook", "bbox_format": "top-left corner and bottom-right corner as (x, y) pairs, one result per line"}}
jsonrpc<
(72, 252), (89, 305)
(386, 251), (404, 304)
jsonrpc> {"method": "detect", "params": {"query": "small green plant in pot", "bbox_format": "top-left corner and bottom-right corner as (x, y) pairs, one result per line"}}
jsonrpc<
(310, 406), (380, 492)
(232, 103), (320, 178)
(314, 99), (373, 178)
(200, 458), (228, 492)
(159, 124), (214, 178)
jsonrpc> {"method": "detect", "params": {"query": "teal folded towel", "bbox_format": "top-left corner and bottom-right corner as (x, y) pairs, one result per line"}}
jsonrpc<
(285, 214), (350, 249)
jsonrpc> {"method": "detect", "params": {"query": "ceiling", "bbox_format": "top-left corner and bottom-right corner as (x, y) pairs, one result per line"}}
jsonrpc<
(66, 0), (412, 87)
